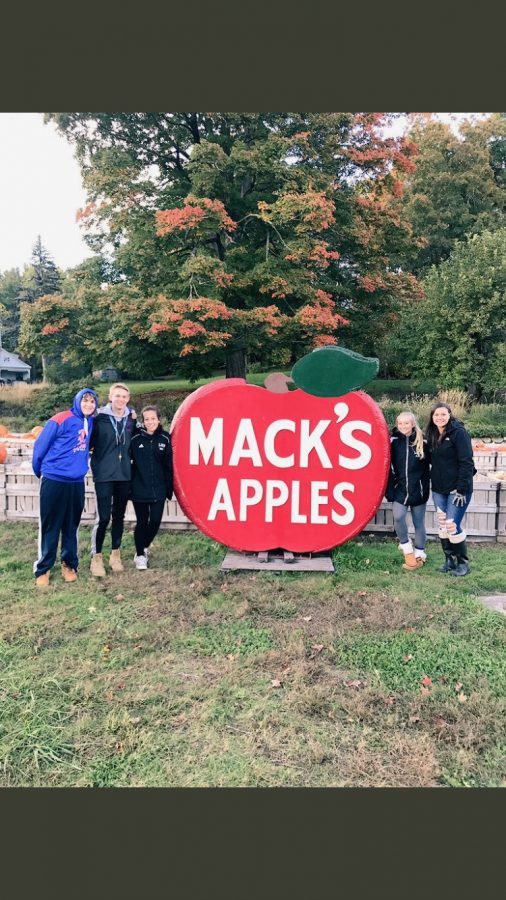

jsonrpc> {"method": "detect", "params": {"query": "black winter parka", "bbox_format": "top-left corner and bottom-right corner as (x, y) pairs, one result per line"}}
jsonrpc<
(129, 425), (173, 503)
(385, 428), (430, 507)
(429, 420), (475, 496)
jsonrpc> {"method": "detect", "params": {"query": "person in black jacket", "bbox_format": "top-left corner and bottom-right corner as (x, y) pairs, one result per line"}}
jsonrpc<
(386, 411), (430, 571)
(129, 405), (173, 570)
(425, 402), (475, 576)
(89, 383), (137, 576)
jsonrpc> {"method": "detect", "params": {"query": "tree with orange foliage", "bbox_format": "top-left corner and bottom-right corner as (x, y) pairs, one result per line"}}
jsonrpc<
(49, 113), (420, 378)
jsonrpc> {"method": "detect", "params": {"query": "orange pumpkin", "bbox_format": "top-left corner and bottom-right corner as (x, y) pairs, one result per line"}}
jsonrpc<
(0, 445), (8, 464)
(0, 425), (9, 437)
(21, 433), (36, 440)
(31, 426), (44, 437)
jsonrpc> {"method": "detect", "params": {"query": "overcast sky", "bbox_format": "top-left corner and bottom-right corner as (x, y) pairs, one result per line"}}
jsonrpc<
(0, 113), (91, 273)
(0, 112), (487, 276)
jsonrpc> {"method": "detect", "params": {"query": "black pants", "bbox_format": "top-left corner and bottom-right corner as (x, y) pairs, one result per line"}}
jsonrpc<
(132, 499), (165, 555)
(34, 477), (85, 577)
(92, 481), (131, 554)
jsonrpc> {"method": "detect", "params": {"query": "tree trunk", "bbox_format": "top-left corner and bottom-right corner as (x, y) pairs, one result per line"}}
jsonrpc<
(41, 353), (48, 382)
(225, 348), (247, 379)
(467, 382), (483, 401)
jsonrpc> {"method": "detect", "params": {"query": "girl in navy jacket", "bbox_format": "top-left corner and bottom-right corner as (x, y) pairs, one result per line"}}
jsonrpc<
(129, 405), (173, 570)
(386, 410), (430, 571)
(32, 387), (98, 586)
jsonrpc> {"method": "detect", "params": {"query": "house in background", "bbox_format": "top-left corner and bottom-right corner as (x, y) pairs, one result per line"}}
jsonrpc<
(92, 365), (119, 382)
(0, 348), (31, 384)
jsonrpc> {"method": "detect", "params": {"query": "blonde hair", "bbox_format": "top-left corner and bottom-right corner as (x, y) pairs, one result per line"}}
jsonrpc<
(397, 410), (425, 459)
(108, 382), (130, 398)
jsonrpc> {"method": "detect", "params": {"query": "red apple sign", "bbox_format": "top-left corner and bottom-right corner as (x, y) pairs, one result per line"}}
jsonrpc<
(171, 379), (390, 553)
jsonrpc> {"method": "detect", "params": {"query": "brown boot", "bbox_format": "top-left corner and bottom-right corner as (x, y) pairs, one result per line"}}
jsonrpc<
(109, 549), (124, 573)
(90, 553), (106, 577)
(61, 562), (78, 583)
(402, 552), (423, 570)
(36, 571), (50, 587)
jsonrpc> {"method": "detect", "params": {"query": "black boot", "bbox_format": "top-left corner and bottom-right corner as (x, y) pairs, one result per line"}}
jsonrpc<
(438, 538), (457, 573)
(450, 540), (470, 576)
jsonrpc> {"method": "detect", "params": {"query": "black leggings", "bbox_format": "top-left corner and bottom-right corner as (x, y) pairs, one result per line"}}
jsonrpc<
(132, 499), (165, 555)
(92, 481), (131, 553)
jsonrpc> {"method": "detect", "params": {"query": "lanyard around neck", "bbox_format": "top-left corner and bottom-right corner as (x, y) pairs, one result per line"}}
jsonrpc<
(109, 414), (127, 446)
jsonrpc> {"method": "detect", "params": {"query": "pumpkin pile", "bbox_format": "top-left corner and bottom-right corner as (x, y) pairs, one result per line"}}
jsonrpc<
(0, 424), (45, 465)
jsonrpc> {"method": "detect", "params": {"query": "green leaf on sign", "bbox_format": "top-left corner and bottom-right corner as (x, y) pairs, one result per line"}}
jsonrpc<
(291, 346), (379, 398)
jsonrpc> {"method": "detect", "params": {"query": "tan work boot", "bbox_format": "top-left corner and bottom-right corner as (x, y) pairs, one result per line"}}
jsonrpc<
(36, 571), (50, 587)
(109, 549), (124, 572)
(90, 552), (106, 577)
(402, 552), (423, 570)
(61, 562), (78, 583)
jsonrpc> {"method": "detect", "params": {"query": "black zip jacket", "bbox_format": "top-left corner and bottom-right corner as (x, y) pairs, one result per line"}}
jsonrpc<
(429, 419), (475, 496)
(130, 425), (173, 503)
(89, 410), (136, 482)
(385, 428), (430, 507)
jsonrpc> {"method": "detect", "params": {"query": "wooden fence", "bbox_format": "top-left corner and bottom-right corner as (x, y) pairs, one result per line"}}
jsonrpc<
(1, 461), (505, 542)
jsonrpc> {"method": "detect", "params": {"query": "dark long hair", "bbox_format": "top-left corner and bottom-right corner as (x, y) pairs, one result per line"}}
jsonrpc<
(424, 402), (456, 451)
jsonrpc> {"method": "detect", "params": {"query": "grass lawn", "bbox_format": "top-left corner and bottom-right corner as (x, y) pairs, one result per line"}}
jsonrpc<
(1, 522), (505, 787)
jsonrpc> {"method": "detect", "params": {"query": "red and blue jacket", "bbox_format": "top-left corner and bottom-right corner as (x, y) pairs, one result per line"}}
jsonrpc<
(32, 388), (99, 482)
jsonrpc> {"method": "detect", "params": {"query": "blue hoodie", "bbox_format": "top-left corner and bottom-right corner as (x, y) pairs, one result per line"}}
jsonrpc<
(32, 388), (99, 482)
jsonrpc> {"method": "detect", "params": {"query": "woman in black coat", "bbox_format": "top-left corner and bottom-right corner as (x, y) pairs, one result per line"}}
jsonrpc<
(425, 402), (475, 576)
(386, 410), (430, 570)
(129, 405), (173, 570)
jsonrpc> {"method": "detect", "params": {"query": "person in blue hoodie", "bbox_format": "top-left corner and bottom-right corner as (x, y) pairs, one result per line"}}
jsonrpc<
(32, 387), (98, 587)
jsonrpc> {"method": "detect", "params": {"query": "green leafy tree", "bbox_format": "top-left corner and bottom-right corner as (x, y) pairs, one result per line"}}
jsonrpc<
(399, 228), (506, 398)
(398, 114), (506, 274)
(49, 112), (420, 376)
(0, 268), (24, 350)
(18, 293), (88, 383)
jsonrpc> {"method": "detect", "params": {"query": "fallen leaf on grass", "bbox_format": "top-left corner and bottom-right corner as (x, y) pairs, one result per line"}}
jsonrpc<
(102, 644), (112, 654)
(117, 682), (125, 691)
(404, 626), (415, 634)
(115, 742), (124, 753)
(383, 696), (395, 706)
(421, 675), (432, 686)
(345, 679), (365, 690)
(455, 682), (463, 692)
(420, 687), (430, 697)
(271, 679), (283, 689)
(226, 653), (237, 661)
(129, 716), (142, 725)
(403, 654), (413, 663)
(311, 644), (324, 653)
(409, 715), (421, 724)
(88, 606), (96, 613)
(115, 594), (124, 602)
(358, 591), (367, 597)
(301, 615), (312, 622)
(457, 692), (468, 703)
(105, 691), (114, 701)
(434, 716), (449, 728)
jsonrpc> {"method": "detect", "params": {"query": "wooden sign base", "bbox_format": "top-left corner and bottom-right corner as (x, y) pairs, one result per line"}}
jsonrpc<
(220, 549), (335, 572)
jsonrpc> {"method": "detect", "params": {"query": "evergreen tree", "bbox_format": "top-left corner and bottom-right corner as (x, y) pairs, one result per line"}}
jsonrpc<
(30, 236), (62, 298)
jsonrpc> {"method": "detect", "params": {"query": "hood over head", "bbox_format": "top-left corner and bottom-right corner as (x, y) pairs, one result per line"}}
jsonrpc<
(71, 387), (99, 418)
